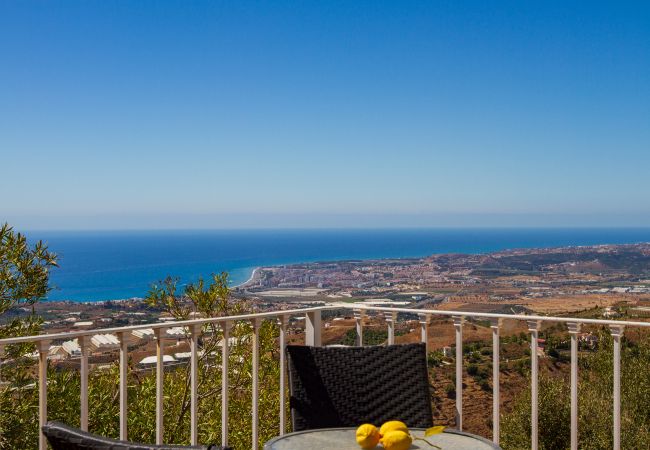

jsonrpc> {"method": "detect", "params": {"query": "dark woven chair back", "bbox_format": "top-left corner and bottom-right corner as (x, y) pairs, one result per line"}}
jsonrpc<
(42, 421), (230, 450)
(287, 343), (434, 431)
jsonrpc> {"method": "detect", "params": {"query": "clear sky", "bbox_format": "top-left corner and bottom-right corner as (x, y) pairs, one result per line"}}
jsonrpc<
(1, 1), (649, 229)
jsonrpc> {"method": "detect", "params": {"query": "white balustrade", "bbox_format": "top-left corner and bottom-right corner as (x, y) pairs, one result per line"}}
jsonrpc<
(2, 304), (649, 449)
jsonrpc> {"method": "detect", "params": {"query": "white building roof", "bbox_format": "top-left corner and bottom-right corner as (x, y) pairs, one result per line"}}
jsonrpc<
(132, 327), (188, 340)
(62, 339), (81, 356)
(48, 345), (62, 353)
(91, 334), (120, 350)
(138, 355), (175, 365)
(355, 299), (411, 306)
(174, 351), (208, 360)
(132, 328), (155, 339)
(166, 327), (188, 337)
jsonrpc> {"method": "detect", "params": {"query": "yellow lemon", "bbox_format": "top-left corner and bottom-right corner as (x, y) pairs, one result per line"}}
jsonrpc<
(380, 430), (412, 450)
(356, 423), (381, 449)
(379, 420), (409, 436)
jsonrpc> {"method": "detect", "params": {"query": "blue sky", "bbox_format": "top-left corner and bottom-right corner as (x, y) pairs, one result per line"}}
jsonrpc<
(1, 1), (649, 229)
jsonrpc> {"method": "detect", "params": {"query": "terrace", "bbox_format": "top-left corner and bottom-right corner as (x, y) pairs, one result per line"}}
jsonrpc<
(0, 303), (643, 450)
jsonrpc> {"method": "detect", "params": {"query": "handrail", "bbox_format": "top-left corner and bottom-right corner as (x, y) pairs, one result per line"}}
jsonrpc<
(4, 302), (647, 346)
(335, 303), (650, 327)
(0, 306), (331, 345)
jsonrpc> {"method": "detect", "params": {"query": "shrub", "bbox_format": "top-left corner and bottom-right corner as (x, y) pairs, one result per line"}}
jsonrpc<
(427, 351), (444, 367)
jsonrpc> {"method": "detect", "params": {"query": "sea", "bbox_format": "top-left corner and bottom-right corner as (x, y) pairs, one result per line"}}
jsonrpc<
(25, 228), (650, 302)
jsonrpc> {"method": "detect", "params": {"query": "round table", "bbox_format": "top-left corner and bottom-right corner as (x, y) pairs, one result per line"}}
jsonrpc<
(264, 427), (501, 450)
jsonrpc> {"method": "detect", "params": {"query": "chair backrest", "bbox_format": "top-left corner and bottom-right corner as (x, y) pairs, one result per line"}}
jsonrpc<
(286, 343), (433, 431)
(42, 421), (229, 450)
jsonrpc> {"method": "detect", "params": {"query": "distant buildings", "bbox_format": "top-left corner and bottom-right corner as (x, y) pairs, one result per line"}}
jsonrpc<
(61, 339), (81, 357)
(90, 334), (120, 352)
(138, 355), (175, 369)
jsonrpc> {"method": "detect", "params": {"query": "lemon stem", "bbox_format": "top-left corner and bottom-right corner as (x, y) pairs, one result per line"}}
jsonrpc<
(413, 436), (441, 449)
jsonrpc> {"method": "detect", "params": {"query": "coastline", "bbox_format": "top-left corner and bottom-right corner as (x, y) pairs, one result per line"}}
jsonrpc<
(234, 267), (260, 289)
(40, 228), (650, 302)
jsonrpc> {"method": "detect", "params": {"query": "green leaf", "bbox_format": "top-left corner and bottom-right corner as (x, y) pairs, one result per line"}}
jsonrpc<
(425, 426), (445, 436)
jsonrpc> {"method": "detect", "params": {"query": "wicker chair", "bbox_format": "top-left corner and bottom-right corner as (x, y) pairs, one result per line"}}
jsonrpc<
(286, 343), (434, 431)
(42, 421), (231, 450)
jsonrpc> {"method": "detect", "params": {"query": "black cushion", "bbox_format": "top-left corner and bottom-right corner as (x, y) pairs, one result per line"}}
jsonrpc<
(287, 343), (434, 431)
(42, 421), (230, 450)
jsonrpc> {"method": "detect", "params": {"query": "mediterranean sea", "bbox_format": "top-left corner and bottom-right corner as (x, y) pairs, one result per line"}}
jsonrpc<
(27, 228), (650, 302)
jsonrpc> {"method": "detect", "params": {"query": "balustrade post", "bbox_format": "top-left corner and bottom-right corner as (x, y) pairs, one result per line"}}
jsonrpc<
(354, 310), (365, 346)
(117, 331), (128, 440)
(567, 322), (582, 450)
(453, 316), (464, 430)
(491, 318), (502, 445)
(78, 335), (90, 431)
(154, 328), (166, 445)
(278, 315), (289, 435)
(251, 318), (261, 450)
(37, 340), (50, 450)
(527, 320), (541, 450)
(305, 310), (322, 347)
(221, 321), (232, 447)
(189, 324), (201, 445)
(419, 314), (431, 354)
(610, 324), (625, 450)
(385, 312), (397, 345)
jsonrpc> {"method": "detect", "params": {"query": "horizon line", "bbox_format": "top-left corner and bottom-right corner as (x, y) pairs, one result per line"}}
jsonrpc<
(19, 225), (650, 233)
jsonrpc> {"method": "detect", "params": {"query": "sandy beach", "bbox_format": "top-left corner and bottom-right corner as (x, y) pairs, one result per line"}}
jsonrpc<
(235, 267), (260, 288)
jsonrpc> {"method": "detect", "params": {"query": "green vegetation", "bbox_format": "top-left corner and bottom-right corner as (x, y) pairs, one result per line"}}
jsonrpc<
(427, 350), (445, 368)
(339, 327), (388, 346)
(501, 329), (650, 449)
(0, 223), (57, 347)
(0, 223), (58, 448)
(1, 272), (284, 449)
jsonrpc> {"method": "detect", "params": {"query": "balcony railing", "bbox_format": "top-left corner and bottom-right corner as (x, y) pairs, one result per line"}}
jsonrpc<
(1, 303), (647, 450)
